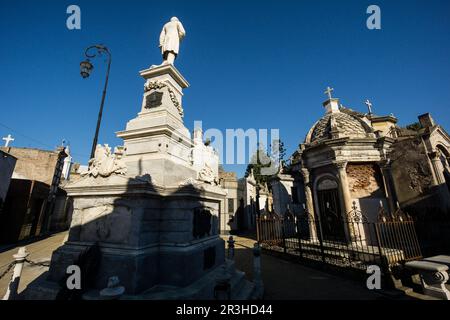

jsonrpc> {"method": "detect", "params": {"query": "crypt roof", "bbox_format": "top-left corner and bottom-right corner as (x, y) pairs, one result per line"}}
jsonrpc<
(305, 106), (375, 144)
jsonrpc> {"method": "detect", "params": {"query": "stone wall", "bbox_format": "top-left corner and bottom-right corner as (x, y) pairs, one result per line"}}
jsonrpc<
(390, 138), (433, 204)
(0, 147), (60, 185)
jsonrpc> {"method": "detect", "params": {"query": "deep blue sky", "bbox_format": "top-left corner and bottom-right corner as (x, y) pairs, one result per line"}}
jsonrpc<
(1, 0), (449, 177)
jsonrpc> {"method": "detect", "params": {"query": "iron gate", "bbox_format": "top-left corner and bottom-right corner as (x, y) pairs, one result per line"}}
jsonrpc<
(256, 203), (422, 271)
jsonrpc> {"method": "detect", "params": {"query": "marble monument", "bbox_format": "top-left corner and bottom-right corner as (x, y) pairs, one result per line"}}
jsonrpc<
(26, 17), (255, 300)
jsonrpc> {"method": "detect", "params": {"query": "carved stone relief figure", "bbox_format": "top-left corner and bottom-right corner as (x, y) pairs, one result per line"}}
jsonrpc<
(82, 144), (127, 178)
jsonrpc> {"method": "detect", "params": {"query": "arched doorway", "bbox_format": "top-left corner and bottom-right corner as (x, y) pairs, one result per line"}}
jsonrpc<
(437, 145), (450, 192)
(315, 177), (346, 242)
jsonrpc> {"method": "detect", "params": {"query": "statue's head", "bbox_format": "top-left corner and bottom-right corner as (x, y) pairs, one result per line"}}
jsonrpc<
(170, 17), (179, 22)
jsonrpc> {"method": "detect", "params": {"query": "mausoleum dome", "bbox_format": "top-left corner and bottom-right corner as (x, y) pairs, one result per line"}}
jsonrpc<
(305, 108), (374, 144)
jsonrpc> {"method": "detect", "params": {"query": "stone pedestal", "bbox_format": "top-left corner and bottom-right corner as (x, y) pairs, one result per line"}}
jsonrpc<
(25, 64), (254, 300)
(116, 65), (196, 186)
(405, 260), (450, 300)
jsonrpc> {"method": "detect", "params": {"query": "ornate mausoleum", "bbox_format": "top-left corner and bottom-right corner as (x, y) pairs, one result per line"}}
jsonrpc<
(270, 89), (450, 246)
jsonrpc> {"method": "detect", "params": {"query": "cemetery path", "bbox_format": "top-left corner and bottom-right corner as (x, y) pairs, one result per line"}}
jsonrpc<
(0, 231), (391, 300)
(0, 231), (67, 297)
(226, 234), (384, 300)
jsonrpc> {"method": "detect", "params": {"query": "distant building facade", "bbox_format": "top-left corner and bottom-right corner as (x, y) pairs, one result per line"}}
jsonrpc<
(218, 168), (238, 234)
(0, 146), (69, 244)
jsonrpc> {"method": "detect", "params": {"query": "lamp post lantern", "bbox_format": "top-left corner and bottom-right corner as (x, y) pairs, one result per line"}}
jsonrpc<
(80, 44), (111, 159)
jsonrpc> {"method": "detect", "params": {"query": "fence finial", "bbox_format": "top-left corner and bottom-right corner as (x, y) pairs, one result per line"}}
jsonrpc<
(227, 236), (235, 260)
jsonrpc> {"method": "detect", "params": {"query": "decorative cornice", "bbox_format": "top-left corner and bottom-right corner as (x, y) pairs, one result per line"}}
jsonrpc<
(139, 64), (189, 88)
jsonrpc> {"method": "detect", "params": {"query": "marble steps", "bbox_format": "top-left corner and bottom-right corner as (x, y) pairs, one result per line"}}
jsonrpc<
(229, 270), (250, 299)
(234, 280), (256, 300)
(222, 259), (256, 300)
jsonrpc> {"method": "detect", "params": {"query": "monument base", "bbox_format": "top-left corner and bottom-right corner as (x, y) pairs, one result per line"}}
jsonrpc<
(25, 260), (257, 300)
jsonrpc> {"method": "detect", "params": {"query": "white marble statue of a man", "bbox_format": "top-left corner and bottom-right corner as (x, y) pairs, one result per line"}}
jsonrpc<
(159, 17), (186, 65)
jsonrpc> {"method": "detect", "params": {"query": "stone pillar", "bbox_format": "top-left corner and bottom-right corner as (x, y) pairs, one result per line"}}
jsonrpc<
(214, 265), (231, 300)
(335, 162), (353, 217)
(429, 150), (446, 185)
(379, 160), (398, 214)
(335, 162), (366, 244)
(227, 236), (235, 260)
(252, 243), (264, 299)
(3, 247), (29, 300)
(301, 168), (317, 241)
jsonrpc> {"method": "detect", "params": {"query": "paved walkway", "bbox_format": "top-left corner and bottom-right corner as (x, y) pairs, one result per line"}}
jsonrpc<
(0, 232), (405, 300)
(225, 235), (383, 300)
(0, 232), (67, 297)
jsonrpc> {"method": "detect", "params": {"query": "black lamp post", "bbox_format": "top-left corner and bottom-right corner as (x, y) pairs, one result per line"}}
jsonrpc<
(80, 44), (111, 159)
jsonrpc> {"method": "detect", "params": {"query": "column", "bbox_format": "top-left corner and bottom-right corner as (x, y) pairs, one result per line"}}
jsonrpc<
(301, 168), (317, 241)
(252, 243), (264, 299)
(335, 161), (352, 217)
(335, 161), (367, 244)
(429, 151), (446, 185)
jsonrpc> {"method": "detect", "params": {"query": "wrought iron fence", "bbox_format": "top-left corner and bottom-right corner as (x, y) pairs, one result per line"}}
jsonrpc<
(256, 203), (422, 273)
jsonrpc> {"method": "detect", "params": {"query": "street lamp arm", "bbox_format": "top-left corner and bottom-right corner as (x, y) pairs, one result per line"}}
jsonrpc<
(84, 44), (111, 60)
(81, 44), (112, 159)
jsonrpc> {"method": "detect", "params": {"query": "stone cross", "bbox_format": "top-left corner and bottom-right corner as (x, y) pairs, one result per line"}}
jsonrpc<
(365, 99), (373, 114)
(2, 134), (14, 147)
(324, 86), (334, 100)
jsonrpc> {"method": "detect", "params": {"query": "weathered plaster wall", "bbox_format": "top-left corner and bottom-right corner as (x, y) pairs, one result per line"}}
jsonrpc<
(346, 163), (384, 199)
(390, 138), (433, 204)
